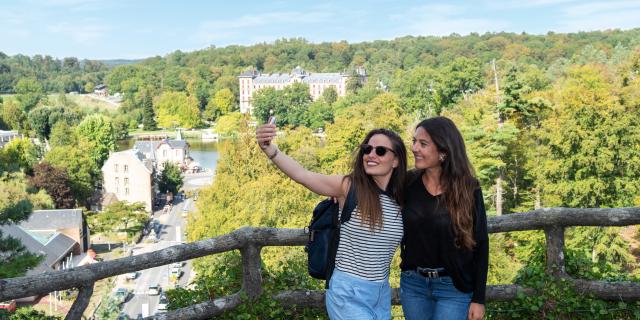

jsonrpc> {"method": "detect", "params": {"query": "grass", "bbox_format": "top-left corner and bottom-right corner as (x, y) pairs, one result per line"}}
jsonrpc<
(63, 94), (120, 111)
(1, 93), (119, 112)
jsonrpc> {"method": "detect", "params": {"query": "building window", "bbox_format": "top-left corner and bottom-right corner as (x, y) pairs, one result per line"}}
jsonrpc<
(115, 187), (119, 194)
(125, 188), (130, 195)
(124, 178), (129, 185)
(163, 150), (167, 157)
(124, 165), (128, 173)
(115, 177), (119, 185)
(114, 164), (118, 172)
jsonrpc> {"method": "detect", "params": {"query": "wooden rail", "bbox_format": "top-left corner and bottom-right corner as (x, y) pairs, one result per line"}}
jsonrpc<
(1, 208), (640, 319)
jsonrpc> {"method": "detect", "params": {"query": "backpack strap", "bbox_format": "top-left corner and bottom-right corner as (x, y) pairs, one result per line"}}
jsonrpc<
(339, 183), (357, 224)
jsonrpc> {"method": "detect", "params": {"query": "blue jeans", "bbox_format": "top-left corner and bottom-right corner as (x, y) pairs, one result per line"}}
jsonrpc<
(326, 269), (391, 320)
(400, 270), (472, 320)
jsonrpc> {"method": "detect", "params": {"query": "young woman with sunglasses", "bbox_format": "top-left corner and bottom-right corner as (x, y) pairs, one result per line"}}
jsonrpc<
(256, 123), (407, 320)
(400, 117), (489, 320)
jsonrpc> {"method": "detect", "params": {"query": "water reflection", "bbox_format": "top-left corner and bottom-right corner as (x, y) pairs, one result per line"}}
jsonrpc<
(116, 138), (219, 171)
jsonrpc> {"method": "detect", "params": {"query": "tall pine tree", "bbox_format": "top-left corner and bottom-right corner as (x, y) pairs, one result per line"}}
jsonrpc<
(142, 92), (157, 131)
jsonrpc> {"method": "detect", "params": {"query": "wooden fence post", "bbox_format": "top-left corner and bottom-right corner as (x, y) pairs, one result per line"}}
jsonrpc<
(241, 244), (263, 299)
(544, 226), (566, 277)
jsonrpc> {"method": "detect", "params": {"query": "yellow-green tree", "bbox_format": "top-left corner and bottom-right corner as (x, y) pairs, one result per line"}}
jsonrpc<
(537, 64), (640, 208)
(156, 91), (201, 129)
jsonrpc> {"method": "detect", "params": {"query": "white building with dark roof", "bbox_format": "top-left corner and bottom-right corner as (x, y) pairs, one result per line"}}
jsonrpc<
(238, 66), (367, 114)
(101, 149), (154, 212)
(133, 138), (189, 170)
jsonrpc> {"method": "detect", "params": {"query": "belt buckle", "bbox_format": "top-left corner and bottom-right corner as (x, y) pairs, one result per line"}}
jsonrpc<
(417, 267), (438, 278)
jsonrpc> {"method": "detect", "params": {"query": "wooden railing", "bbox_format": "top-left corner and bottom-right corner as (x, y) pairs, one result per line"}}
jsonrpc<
(2, 208), (640, 319)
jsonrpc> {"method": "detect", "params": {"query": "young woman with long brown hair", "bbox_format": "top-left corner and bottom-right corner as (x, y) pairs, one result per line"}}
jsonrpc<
(256, 124), (407, 319)
(400, 117), (489, 320)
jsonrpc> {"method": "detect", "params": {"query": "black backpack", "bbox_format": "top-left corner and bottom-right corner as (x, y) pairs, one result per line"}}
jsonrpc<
(305, 186), (357, 284)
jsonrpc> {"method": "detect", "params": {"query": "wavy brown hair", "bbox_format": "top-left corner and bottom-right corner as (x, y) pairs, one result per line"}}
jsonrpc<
(416, 117), (478, 250)
(346, 128), (407, 231)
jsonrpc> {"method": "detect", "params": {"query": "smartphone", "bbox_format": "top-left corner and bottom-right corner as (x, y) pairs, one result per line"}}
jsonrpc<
(268, 116), (277, 125)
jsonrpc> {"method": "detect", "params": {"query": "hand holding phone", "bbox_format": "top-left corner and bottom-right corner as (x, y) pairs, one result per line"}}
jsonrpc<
(268, 116), (277, 125)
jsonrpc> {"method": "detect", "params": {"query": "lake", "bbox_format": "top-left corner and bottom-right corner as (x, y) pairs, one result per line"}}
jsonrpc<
(117, 138), (219, 172)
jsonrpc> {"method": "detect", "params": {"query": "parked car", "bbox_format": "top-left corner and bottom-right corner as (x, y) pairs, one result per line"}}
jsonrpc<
(170, 267), (183, 279)
(114, 288), (131, 304)
(125, 271), (138, 280)
(117, 312), (130, 320)
(147, 284), (161, 296)
(157, 294), (169, 311)
(171, 262), (185, 268)
(0, 300), (16, 313)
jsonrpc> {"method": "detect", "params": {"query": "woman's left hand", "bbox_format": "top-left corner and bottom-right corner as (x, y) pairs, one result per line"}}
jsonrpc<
(467, 302), (485, 320)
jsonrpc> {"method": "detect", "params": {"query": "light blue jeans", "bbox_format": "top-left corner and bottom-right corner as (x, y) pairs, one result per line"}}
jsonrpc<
(400, 270), (472, 320)
(326, 269), (391, 320)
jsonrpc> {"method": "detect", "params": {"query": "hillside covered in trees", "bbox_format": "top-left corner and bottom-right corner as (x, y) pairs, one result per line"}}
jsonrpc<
(2, 28), (640, 318)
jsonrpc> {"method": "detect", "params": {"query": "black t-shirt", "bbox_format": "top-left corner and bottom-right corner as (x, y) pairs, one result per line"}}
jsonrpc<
(400, 170), (489, 304)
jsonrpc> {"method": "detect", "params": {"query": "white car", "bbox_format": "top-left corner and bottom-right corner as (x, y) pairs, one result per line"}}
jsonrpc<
(147, 284), (161, 296)
(171, 262), (185, 268)
(170, 267), (183, 279)
(125, 272), (137, 280)
(157, 294), (169, 311)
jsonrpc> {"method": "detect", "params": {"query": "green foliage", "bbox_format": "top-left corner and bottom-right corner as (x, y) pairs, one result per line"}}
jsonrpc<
(157, 162), (183, 195)
(156, 91), (201, 129)
(0, 138), (40, 173)
(141, 91), (157, 130)
(488, 231), (640, 319)
(253, 82), (313, 127)
(1, 99), (28, 132)
(213, 88), (237, 114)
(536, 64), (640, 208)
(86, 201), (147, 239)
(76, 114), (117, 168)
(27, 106), (79, 141)
(213, 112), (244, 137)
(14, 78), (44, 112)
(203, 88), (236, 122)
(0, 172), (46, 278)
(45, 138), (100, 206)
(1, 307), (60, 320)
(49, 121), (76, 148)
(321, 86), (338, 105)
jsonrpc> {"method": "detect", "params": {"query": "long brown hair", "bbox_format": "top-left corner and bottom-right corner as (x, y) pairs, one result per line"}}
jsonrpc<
(347, 128), (407, 231)
(416, 117), (478, 250)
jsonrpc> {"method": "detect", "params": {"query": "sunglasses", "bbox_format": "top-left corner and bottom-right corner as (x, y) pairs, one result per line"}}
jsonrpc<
(360, 144), (396, 157)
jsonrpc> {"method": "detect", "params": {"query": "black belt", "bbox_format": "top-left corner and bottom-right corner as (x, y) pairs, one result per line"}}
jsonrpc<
(416, 267), (448, 278)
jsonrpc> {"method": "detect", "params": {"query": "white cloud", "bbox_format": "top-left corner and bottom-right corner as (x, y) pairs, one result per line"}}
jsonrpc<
(556, 9), (640, 32)
(392, 4), (510, 37)
(192, 10), (335, 45)
(47, 21), (113, 44)
(28, 0), (114, 11)
(488, 0), (580, 9)
(561, 0), (640, 17)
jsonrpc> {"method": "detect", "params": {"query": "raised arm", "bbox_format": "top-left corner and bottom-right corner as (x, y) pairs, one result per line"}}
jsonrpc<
(256, 124), (347, 198)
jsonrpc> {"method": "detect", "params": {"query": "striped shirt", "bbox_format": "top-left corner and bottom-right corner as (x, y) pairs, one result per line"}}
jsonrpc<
(335, 193), (403, 281)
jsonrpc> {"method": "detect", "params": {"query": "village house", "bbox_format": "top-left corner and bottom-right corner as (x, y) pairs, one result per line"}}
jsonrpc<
(0, 209), (89, 274)
(93, 84), (108, 96)
(0, 209), (92, 302)
(133, 137), (189, 171)
(101, 149), (154, 212)
(0, 130), (21, 148)
(238, 66), (367, 114)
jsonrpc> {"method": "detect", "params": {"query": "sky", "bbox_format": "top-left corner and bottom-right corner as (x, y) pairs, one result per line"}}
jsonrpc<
(1, 0), (640, 60)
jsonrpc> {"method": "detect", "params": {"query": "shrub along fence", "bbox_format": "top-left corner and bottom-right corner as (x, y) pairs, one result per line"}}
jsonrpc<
(1, 208), (640, 319)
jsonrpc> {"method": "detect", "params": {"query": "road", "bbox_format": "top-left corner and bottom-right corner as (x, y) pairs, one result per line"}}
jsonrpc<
(119, 196), (195, 318)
